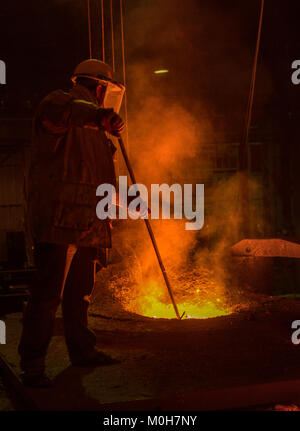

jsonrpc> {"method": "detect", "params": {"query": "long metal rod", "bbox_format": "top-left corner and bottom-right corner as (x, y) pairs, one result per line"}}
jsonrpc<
(239, 0), (264, 236)
(118, 136), (182, 320)
(243, 0), (264, 152)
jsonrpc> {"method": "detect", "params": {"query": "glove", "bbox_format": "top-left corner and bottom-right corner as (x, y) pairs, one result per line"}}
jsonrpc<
(134, 199), (149, 218)
(127, 194), (150, 218)
(100, 108), (125, 137)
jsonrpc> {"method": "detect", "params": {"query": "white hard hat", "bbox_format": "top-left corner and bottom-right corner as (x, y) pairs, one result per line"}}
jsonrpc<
(71, 59), (114, 83)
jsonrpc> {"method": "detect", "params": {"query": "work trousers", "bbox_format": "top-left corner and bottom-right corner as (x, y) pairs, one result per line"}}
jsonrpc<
(18, 242), (98, 374)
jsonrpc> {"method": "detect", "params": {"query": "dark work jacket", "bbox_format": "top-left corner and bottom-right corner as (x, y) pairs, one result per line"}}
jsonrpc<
(26, 84), (116, 248)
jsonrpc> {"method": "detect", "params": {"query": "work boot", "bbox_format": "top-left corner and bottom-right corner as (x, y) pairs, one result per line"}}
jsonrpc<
(20, 372), (53, 388)
(71, 349), (121, 367)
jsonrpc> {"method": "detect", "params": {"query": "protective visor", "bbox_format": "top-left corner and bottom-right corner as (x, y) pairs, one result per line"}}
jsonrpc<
(72, 75), (125, 113)
(98, 79), (125, 114)
(71, 73), (125, 114)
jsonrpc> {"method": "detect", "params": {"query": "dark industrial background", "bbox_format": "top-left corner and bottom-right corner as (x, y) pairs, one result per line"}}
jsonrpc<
(1, 0), (300, 412)
(0, 0), (299, 295)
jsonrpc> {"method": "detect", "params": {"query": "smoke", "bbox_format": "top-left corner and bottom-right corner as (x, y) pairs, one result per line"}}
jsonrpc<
(92, 0), (271, 318)
(127, 95), (206, 184)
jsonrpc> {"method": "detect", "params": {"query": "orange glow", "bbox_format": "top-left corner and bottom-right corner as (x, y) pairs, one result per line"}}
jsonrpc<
(119, 278), (231, 320)
(109, 218), (234, 321)
(107, 80), (247, 321)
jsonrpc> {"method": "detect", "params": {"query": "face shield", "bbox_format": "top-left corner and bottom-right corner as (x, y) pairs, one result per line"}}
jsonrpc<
(72, 73), (125, 113)
(97, 79), (125, 114)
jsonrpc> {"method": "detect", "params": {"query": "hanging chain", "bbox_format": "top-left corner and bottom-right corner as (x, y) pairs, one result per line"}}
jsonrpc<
(101, 0), (105, 62)
(87, 0), (92, 58)
(120, 0), (129, 151)
(110, 0), (115, 71)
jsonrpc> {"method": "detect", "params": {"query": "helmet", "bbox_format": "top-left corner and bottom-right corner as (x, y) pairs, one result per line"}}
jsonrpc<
(71, 59), (125, 114)
(71, 59), (113, 83)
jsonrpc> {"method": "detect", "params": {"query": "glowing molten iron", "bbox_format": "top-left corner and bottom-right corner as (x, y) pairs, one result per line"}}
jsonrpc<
(121, 277), (231, 320)
(109, 220), (233, 321)
(140, 293), (229, 319)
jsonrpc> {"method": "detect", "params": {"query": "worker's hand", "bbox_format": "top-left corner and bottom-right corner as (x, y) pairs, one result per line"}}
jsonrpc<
(100, 109), (125, 137)
(128, 195), (150, 218)
(136, 200), (149, 218)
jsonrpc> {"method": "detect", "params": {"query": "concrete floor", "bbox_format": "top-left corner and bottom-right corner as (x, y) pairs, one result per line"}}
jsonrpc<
(1, 294), (300, 410)
(0, 376), (14, 410)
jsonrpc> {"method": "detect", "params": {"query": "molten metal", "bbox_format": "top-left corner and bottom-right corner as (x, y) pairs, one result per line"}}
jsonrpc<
(121, 279), (231, 320)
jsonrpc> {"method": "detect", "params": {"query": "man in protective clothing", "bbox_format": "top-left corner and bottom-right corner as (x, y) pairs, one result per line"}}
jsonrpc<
(19, 59), (125, 387)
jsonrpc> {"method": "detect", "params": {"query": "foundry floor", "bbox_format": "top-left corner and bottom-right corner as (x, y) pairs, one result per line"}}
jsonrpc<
(1, 295), (300, 410)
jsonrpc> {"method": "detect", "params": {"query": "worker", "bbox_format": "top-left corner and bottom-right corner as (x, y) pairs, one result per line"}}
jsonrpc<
(18, 59), (126, 388)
